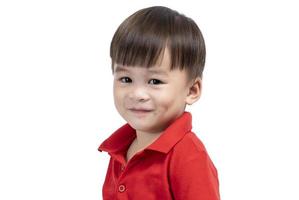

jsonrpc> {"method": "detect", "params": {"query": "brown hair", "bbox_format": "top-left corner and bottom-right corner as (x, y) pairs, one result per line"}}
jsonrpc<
(110, 6), (206, 80)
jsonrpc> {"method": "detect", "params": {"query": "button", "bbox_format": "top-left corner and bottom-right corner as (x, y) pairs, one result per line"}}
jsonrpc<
(121, 165), (125, 171)
(118, 184), (126, 192)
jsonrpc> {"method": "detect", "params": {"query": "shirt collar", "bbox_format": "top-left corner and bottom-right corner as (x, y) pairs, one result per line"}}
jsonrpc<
(98, 112), (192, 154)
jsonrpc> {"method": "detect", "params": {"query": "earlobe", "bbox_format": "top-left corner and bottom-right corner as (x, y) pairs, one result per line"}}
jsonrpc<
(185, 78), (202, 105)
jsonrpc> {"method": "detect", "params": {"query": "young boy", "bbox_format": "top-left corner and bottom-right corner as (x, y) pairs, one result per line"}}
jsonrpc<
(98, 6), (220, 200)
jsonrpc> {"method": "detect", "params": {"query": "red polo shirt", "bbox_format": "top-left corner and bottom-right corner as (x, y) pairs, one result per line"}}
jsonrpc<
(98, 112), (220, 200)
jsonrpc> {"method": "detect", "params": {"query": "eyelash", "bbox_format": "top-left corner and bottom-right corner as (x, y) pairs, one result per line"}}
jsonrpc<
(118, 77), (164, 85)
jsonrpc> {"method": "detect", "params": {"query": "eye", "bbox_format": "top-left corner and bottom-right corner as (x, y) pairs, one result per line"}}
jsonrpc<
(148, 79), (163, 85)
(119, 77), (132, 83)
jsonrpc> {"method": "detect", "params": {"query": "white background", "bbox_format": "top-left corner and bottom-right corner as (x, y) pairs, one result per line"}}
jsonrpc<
(0, 0), (298, 199)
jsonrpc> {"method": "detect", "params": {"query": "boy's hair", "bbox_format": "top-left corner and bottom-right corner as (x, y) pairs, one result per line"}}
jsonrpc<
(110, 6), (206, 80)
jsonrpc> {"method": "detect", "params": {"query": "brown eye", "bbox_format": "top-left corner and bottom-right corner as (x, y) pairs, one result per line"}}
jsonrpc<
(148, 79), (163, 85)
(119, 77), (132, 83)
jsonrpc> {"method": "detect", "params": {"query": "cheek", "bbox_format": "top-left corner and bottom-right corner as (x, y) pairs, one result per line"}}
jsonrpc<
(153, 91), (173, 107)
(155, 87), (187, 107)
(113, 82), (122, 97)
(113, 86), (122, 105)
(113, 86), (129, 110)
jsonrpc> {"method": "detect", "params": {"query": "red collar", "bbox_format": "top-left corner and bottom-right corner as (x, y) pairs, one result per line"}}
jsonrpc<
(98, 112), (192, 154)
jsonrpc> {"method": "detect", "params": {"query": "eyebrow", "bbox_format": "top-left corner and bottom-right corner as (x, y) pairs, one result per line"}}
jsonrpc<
(114, 65), (168, 76)
(147, 69), (168, 76)
(114, 66), (129, 74)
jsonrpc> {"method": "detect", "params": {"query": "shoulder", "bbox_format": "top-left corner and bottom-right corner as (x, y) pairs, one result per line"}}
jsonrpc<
(172, 131), (208, 156)
(169, 131), (218, 176)
(168, 131), (220, 199)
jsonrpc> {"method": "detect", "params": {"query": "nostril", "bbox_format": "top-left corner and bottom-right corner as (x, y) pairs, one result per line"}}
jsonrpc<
(139, 98), (146, 102)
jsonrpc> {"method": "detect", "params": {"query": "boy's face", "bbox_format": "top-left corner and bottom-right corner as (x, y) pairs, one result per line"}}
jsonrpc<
(113, 48), (200, 134)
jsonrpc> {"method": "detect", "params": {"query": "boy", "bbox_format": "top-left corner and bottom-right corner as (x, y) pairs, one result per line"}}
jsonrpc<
(98, 6), (220, 200)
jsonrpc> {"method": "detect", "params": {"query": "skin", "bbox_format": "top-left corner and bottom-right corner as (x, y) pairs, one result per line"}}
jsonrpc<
(112, 48), (202, 161)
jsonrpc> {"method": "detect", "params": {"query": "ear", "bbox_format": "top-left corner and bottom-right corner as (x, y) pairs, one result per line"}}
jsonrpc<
(185, 78), (202, 105)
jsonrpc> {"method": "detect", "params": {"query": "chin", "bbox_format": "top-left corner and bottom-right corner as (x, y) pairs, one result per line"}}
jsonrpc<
(129, 123), (149, 131)
(127, 121), (154, 132)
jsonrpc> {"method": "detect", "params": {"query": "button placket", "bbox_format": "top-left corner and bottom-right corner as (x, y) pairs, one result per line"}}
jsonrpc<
(117, 154), (143, 194)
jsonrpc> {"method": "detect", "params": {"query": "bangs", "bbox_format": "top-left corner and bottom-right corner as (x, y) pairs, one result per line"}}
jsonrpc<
(110, 23), (168, 68)
(110, 7), (171, 69)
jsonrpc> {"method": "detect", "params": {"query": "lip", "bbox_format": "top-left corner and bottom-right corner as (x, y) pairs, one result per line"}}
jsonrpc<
(128, 108), (153, 115)
(129, 108), (152, 112)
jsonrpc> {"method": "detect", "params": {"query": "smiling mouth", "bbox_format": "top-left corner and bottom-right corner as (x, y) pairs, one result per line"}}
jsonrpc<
(128, 109), (153, 114)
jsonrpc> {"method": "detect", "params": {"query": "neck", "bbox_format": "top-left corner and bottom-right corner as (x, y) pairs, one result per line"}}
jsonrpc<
(134, 130), (162, 149)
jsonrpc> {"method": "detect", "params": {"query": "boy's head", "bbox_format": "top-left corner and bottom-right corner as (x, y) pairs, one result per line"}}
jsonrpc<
(110, 6), (205, 133)
(110, 6), (206, 81)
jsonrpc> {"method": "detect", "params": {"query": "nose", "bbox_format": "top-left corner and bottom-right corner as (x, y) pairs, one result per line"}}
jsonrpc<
(128, 86), (150, 102)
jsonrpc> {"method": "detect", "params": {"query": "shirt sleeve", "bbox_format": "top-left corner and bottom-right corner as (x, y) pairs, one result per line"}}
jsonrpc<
(169, 147), (220, 200)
